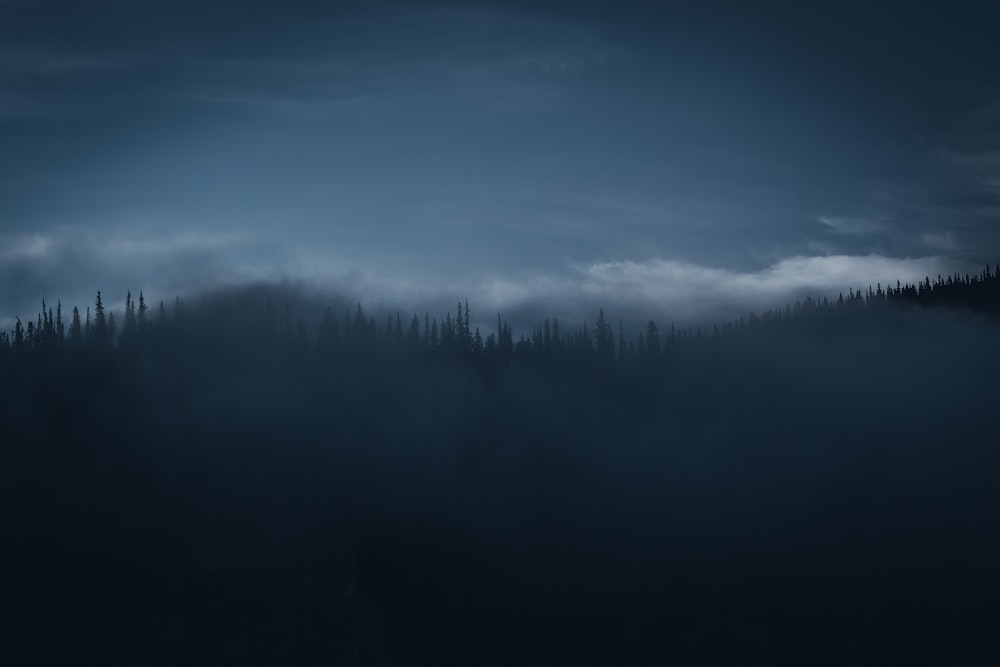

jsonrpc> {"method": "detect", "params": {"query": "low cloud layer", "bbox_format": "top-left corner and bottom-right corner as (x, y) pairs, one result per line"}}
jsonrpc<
(0, 223), (974, 335)
(460, 254), (973, 330)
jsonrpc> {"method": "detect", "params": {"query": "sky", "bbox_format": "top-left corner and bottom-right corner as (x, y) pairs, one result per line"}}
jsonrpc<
(2, 0), (999, 329)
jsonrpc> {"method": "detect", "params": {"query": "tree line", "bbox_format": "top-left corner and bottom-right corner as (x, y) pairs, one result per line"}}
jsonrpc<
(2, 264), (999, 367)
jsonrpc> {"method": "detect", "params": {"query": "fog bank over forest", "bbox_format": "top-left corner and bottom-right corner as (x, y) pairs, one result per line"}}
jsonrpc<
(0, 225), (975, 333)
(4, 1), (1000, 662)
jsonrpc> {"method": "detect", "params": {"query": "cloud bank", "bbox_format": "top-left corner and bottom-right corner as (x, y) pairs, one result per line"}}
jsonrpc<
(460, 254), (971, 330)
(0, 222), (977, 335)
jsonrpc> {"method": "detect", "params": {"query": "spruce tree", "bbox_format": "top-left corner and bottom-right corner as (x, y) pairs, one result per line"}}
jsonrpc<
(645, 320), (660, 360)
(13, 317), (23, 350)
(70, 307), (81, 343)
(94, 291), (108, 344)
(408, 314), (421, 355)
(124, 291), (137, 341)
(138, 292), (148, 335)
(594, 309), (613, 362)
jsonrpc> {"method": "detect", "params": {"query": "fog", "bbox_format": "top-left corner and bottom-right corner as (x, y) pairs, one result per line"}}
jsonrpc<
(0, 226), (976, 334)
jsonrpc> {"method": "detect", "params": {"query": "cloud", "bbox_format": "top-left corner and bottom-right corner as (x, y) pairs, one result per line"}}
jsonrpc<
(920, 232), (958, 251)
(0, 6), (623, 123)
(553, 254), (961, 321)
(0, 221), (975, 336)
(817, 215), (887, 235)
(289, 254), (971, 332)
(0, 49), (136, 75)
(0, 233), (53, 261)
(0, 227), (249, 267)
(0, 226), (274, 322)
(100, 230), (247, 258)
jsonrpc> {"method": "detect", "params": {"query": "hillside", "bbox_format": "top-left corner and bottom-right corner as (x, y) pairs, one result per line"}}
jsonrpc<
(2, 267), (1000, 665)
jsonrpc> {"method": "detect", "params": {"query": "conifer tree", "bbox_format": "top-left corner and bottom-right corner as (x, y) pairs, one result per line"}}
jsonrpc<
(318, 306), (338, 352)
(138, 292), (148, 335)
(594, 309), (613, 362)
(352, 304), (366, 345)
(645, 320), (660, 360)
(618, 318), (626, 361)
(94, 291), (108, 344)
(124, 291), (137, 341)
(69, 307), (81, 344)
(13, 317), (23, 350)
(408, 314), (421, 355)
(460, 299), (471, 353)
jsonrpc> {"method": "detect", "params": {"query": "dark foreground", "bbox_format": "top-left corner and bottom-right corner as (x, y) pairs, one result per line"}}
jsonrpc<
(3, 296), (1000, 665)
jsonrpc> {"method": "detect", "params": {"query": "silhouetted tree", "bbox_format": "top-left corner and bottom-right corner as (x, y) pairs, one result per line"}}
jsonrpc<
(138, 292), (148, 335)
(13, 317), (23, 350)
(69, 307), (82, 344)
(645, 320), (660, 360)
(94, 291), (109, 345)
(124, 291), (137, 342)
(407, 315), (421, 356)
(595, 309), (614, 363)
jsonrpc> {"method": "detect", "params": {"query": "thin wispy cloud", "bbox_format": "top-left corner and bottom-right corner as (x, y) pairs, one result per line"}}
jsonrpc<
(0, 49), (137, 75)
(559, 254), (963, 320)
(0, 232), (54, 262)
(817, 215), (887, 235)
(0, 6), (621, 121)
(920, 232), (958, 251)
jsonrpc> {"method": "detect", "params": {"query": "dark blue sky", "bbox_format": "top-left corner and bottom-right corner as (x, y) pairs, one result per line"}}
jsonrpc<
(2, 0), (999, 326)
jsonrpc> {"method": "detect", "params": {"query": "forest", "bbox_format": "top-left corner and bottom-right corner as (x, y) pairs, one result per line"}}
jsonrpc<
(3, 265), (1000, 665)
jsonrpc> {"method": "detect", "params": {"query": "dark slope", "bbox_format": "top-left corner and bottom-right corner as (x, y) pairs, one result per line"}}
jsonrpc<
(2, 274), (1000, 665)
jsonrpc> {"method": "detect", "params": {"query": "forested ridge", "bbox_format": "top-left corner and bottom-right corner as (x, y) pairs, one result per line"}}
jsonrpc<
(3, 265), (1000, 666)
(3, 263), (999, 364)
